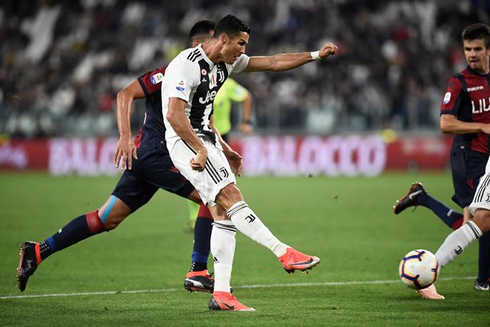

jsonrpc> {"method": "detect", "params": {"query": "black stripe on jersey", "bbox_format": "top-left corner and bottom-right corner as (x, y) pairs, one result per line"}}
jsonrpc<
(205, 160), (222, 182)
(213, 222), (237, 233)
(182, 140), (197, 154)
(475, 173), (490, 203)
(455, 73), (467, 92)
(204, 162), (221, 184)
(227, 202), (249, 218)
(187, 49), (201, 62)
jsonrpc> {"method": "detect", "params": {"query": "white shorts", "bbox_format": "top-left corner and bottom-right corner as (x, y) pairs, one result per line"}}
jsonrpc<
(169, 137), (236, 205)
(469, 156), (490, 215)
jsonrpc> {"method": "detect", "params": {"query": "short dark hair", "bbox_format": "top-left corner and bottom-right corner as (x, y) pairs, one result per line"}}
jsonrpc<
(189, 20), (216, 41)
(213, 14), (251, 40)
(462, 23), (490, 48)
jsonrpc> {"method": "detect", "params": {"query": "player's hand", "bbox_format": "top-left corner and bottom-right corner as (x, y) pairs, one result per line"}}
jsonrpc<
(226, 150), (243, 176)
(190, 149), (207, 171)
(318, 42), (338, 59)
(114, 136), (138, 171)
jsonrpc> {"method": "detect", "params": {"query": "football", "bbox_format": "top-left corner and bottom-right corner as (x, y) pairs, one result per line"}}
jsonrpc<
(399, 249), (440, 289)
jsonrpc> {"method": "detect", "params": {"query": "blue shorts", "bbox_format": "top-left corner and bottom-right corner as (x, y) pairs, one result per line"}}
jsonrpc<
(450, 145), (488, 208)
(112, 145), (194, 212)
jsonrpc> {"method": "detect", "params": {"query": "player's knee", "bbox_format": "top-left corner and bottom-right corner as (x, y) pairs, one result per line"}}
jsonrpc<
(217, 184), (243, 210)
(472, 210), (490, 233)
(102, 214), (128, 230)
(98, 196), (131, 230)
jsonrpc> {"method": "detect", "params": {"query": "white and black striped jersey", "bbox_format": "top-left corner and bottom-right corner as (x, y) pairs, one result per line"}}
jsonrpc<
(161, 44), (249, 150)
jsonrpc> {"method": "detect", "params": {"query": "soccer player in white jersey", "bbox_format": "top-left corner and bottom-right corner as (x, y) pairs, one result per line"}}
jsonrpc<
(161, 14), (338, 311)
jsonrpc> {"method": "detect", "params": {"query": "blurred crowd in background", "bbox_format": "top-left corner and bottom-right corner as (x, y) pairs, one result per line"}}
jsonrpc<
(1, 0), (489, 138)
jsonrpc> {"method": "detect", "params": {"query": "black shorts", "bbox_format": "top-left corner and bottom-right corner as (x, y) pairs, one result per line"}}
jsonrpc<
(112, 145), (194, 212)
(450, 145), (488, 208)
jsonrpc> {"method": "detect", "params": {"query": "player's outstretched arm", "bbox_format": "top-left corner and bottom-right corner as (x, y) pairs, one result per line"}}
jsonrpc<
(243, 42), (338, 72)
(166, 97), (208, 171)
(115, 80), (145, 170)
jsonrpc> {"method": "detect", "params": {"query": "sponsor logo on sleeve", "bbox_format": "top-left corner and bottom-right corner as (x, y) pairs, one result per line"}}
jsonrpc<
(443, 92), (451, 104)
(176, 80), (185, 92)
(150, 73), (164, 85)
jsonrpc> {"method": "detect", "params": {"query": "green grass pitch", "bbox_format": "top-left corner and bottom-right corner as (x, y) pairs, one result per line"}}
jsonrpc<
(0, 172), (489, 326)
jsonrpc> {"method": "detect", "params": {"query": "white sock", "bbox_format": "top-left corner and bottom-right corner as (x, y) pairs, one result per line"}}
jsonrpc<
(210, 220), (236, 293)
(435, 221), (482, 267)
(227, 201), (289, 257)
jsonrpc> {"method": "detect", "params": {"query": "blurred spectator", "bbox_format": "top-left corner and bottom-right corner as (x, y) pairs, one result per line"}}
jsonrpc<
(0, 0), (487, 138)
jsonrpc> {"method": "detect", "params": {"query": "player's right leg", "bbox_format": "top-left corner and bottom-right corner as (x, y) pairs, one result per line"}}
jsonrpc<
(17, 196), (132, 291)
(216, 183), (320, 273)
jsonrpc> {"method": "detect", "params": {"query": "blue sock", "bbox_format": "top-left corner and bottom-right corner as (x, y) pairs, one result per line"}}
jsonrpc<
(478, 233), (490, 283)
(39, 211), (106, 261)
(417, 194), (464, 229)
(190, 216), (213, 271)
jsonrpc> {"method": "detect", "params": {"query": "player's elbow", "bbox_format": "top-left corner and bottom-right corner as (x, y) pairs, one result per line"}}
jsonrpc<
(116, 88), (129, 104)
(439, 116), (453, 134)
(439, 120), (448, 133)
(166, 110), (178, 127)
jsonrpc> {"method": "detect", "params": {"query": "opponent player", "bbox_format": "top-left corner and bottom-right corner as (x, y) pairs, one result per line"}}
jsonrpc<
(161, 14), (338, 311)
(186, 77), (252, 229)
(17, 20), (220, 294)
(409, 23), (490, 298)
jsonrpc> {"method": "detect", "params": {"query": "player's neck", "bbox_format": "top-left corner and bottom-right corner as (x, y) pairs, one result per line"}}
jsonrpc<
(202, 39), (223, 64)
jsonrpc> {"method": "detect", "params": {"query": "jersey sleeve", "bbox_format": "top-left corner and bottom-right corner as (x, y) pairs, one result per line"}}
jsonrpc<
(137, 66), (167, 96)
(165, 55), (200, 103)
(226, 79), (249, 102)
(231, 54), (250, 73)
(440, 76), (463, 116)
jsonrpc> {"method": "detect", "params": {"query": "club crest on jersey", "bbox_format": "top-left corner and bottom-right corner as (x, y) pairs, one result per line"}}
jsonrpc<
(443, 92), (451, 104)
(217, 69), (225, 83)
(176, 80), (186, 92)
(150, 73), (164, 85)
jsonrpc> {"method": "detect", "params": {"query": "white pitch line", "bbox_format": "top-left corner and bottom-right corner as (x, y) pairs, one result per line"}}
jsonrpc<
(0, 276), (474, 300)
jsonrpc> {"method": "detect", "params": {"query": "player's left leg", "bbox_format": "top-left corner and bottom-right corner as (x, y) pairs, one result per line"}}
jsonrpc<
(416, 213), (485, 300)
(207, 204), (254, 311)
(394, 182), (464, 229)
(435, 218), (484, 268)
(17, 196), (131, 291)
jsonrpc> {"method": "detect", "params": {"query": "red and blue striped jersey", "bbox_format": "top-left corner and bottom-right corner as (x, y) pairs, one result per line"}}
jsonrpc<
(133, 66), (168, 150)
(441, 66), (490, 153)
